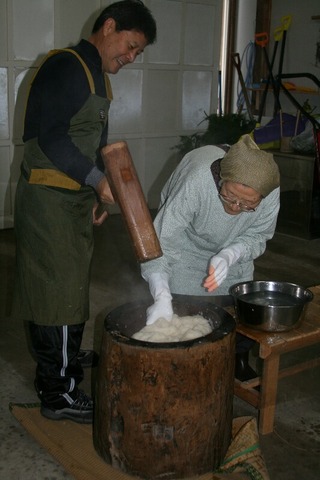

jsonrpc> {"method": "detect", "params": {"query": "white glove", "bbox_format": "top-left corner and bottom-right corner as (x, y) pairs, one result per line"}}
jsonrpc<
(145, 272), (173, 325)
(203, 244), (245, 292)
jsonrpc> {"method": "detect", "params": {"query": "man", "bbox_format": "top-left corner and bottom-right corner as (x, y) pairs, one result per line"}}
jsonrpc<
(13, 0), (157, 424)
(141, 134), (280, 379)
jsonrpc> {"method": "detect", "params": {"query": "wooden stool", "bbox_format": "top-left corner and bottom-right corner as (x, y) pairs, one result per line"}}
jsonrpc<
(233, 285), (320, 435)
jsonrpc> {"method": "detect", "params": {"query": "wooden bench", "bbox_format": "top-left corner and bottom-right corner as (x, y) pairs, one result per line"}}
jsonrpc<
(233, 284), (320, 435)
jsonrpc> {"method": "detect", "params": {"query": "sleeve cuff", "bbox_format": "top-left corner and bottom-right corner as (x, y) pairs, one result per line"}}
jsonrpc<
(85, 166), (105, 189)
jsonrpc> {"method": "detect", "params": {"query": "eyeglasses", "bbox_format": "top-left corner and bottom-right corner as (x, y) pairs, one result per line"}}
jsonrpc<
(218, 193), (258, 212)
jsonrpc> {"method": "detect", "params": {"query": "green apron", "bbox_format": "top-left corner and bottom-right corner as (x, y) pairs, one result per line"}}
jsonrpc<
(13, 49), (112, 326)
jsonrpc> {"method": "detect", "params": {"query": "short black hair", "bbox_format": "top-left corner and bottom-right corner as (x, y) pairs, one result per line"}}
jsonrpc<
(92, 0), (157, 45)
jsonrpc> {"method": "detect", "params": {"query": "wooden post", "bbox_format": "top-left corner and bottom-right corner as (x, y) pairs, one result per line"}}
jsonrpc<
(94, 300), (236, 479)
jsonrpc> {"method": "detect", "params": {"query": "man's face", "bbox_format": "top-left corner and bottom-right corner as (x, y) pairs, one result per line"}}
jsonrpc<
(92, 18), (148, 74)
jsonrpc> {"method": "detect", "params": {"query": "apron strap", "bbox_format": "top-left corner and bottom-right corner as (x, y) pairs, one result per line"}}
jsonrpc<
(24, 48), (112, 190)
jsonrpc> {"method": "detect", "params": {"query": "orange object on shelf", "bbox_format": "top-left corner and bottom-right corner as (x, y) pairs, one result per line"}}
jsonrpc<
(282, 81), (318, 93)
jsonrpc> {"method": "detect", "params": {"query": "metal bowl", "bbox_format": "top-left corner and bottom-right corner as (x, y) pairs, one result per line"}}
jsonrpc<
(229, 281), (313, 332)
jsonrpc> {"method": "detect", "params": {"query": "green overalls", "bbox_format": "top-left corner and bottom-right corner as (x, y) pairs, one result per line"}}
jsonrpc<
(13, 49), (112, 326)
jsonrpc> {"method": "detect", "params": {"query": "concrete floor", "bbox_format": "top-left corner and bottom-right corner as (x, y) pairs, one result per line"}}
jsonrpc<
(1, 214), (320, 480)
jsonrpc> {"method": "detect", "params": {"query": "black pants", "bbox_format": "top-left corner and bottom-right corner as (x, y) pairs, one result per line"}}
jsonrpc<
(28, 322), (85, 406)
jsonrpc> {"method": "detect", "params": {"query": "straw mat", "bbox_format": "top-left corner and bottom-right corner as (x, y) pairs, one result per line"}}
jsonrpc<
(10, 403), (269, 480)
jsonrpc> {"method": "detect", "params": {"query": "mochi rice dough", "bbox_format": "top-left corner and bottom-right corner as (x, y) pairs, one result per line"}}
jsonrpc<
(132, 313), (212, 343)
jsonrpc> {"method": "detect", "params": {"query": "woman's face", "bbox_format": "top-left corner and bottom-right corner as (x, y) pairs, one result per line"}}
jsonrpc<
(91, 18), (148, 74)
(219, 181), (262, 215)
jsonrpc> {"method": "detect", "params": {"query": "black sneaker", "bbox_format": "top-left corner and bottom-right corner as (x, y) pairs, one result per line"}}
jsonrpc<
(40, 390), (93, 424)
(78, 349), (99, 368)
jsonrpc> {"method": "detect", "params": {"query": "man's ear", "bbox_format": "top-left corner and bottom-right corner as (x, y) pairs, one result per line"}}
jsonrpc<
(103, 18), (116, 35)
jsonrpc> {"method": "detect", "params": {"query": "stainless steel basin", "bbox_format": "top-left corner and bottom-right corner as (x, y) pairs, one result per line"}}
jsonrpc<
(229, 280), (313, 332)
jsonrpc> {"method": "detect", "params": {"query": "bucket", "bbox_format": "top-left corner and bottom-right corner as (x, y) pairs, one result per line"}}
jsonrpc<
(93, 298), (236, 479)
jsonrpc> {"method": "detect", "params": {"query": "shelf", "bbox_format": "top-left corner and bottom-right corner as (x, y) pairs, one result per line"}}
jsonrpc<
(247, 86), (319, 95)
(271, 151), (319, 239)
(247, 85), (319, 112)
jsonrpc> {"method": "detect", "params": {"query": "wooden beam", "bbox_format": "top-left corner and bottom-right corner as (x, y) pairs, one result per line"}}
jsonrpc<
(224, 0), (237, 114)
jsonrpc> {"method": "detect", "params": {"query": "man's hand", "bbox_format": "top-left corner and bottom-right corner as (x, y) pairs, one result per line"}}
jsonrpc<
(93, 176), (115, 226)
(93, 203), (109, 226)
(95, 176), (115, 205)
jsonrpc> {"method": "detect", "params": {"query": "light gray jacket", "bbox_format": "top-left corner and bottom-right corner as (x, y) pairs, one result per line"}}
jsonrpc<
(141, 145), (280, 295)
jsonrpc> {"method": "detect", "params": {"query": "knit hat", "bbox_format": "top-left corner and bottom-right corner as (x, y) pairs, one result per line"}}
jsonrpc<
(220, 134), (280, 197)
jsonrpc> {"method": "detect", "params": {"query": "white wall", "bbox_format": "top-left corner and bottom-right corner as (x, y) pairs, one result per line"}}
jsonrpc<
(232, 0), (257, 113)
(0, 0), (223, 228)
